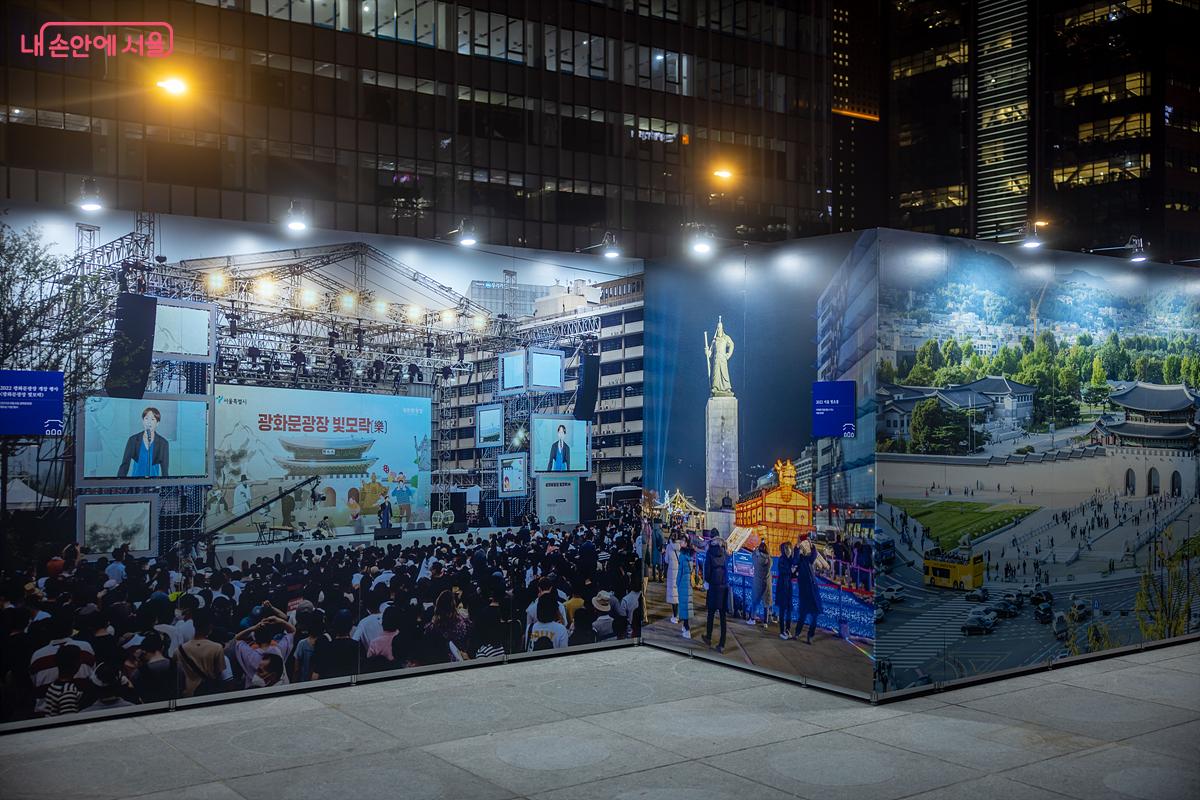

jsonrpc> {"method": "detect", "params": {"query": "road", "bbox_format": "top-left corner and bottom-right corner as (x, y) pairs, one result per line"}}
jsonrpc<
(873, 564), (1190, 690)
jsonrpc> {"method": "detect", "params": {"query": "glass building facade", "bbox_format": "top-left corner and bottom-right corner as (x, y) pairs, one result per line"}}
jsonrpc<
(1, 1), (834, 258)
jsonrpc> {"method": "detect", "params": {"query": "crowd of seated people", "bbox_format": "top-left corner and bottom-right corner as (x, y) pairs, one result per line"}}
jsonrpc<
(0, 504), (644, 722)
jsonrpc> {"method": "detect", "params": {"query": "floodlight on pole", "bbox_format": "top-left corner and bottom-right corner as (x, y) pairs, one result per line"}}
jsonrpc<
(1088, 234), (1150, 264)
(449, 218), (477, 246)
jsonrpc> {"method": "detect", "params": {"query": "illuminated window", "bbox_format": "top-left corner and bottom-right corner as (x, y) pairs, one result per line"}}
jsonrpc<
(1053, 154), (1151, 187)
(1056, 0), (1151, 30)
(1078, 113), (1151, 143)
(898, 185), (967, 210)
(1057, 73), (1149, 106)
(890, 42), (969, 80)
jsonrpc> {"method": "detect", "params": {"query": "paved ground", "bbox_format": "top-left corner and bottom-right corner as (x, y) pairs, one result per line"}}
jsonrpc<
(2, 642), (1197, 800)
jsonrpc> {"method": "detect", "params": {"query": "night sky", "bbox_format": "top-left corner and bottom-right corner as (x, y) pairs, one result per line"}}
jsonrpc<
(644, 233), (862, 502)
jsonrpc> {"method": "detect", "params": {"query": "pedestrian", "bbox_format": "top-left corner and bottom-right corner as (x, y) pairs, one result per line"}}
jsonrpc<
(665, 534), (681, 622)
(776, 541), (795, 640)
(749, 541), (771, 626)
(676, 540), (694, 639)
(702, 537), (730, 653)
(794, 539), (829, 645)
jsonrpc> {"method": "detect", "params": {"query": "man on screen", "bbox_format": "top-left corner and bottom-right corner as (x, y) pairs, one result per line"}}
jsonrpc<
(116, 407), (170, 478)
(546, 423), (572, 471)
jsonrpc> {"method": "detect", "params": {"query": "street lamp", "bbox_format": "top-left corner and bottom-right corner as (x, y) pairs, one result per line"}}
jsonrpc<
(688, 225), (716, 255)
(155, 77), (188, 96)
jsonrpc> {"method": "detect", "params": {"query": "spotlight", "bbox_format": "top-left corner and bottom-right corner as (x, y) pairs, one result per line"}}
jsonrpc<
(441, 365), (453, 380)
(601, 231), (620, 259)
(355, 327), (364, 351)
(375, 300), (389, 316)
(340, 292), (357, 311)
(407, 363), (419, 382)
(1020, 228), (1042, 249)
(471, 315), (487, 331)
(206, 272), (226, 292)
(246, 346), (262, 364)
(286, 200), (307, 231)
(690, 227), (715, 255)
(1129, 237), (1148, 263)
(406, 304), (423, 322)
(440, 308), (457, 326)
(300, 288), (319, 307)
(712, 168), (733, 180)
(254, 277), (276, 298)
(77, 178), (102, 212)
(450, 218), (477, 247)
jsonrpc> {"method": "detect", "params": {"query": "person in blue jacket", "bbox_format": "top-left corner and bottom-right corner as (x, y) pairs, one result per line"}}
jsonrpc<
(676, 541), (694, 639)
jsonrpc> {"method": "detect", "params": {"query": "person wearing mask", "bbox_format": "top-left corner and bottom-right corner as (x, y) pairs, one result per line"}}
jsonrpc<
(676, 540), (694, 640)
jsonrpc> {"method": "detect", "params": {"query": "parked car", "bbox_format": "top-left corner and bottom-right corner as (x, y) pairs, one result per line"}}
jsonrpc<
(1030, 590), (1054, 606)
(1016, 582), (1043, 599)
(879, 586), (905, 603)
(988, 600), (1020, 619)
(965, 587), (990, 603)
(962, 616), (996, 635)
(1034, 602), (1054, 624)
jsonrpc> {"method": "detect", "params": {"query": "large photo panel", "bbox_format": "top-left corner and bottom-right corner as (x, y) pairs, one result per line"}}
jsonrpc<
(643, 232), (878, 694)
(874, 229), (1200, 694)
(212, 385), (432, 535)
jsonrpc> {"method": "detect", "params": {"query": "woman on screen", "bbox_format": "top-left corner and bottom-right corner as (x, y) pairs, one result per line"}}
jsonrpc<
(546, 423), (571, 471)
(117, 407), (170, 478)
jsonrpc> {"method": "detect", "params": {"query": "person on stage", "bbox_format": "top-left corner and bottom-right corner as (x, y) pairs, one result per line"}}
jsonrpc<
(117, 407), (170, 478)
(546, 423), (571, 471)
(378, 496), (393, 530)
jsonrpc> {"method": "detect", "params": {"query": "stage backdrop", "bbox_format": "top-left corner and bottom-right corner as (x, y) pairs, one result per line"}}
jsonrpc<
(213, 386), (431, 534)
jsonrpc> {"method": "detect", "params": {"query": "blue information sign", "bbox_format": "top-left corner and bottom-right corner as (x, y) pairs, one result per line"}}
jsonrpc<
(0, 370), (65, 436)
(812, 379), (857, 439)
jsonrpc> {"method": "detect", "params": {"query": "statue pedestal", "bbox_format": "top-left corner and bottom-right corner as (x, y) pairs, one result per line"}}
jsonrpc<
(705, 395), (739, 511)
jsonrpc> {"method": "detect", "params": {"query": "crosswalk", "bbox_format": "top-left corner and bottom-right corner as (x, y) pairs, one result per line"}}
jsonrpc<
(874, 595), (979, 668)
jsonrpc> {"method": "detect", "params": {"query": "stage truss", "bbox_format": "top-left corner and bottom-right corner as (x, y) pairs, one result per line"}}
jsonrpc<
(55, 214), (600, 550)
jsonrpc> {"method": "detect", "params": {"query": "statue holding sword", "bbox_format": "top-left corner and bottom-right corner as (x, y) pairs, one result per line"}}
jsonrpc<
(703, 316), (735, 397)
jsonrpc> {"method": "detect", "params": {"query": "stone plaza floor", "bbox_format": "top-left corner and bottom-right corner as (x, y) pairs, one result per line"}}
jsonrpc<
(1, 641), (1197, 800)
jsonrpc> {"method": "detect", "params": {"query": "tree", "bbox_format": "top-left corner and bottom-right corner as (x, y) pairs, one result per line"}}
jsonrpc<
(1077, 332), (1093, 347)
(909, 398), (974, 455)
(1083, 355), (1109, 405)
(961, 340), (977, 360)
(1099, 331), (1131, 382)
(1036, 330), (1059, 359)
(904, 362), (937, 387)
(877, 359), (897, 385)
(990, 345), (1021, 377)
(965, 353), (987, 381)
(1163, 354), (1182, 385)
(933, 365), (968, 387)
(1019, 334), (1034, 354)
(941, 338), (963, 367)
(915, 339), (944, 371)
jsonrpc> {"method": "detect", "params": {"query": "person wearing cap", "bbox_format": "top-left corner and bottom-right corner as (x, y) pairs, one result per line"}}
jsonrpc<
(590, 591), (616, 640)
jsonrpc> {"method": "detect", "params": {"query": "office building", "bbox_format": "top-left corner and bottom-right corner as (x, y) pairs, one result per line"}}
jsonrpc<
(883, 0), (1200, 260)
(830, 1), (886, 232)
(2, 1), (834, 259)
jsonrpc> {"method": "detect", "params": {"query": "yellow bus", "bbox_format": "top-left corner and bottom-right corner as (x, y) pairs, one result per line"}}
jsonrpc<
(923, 550), (985, 590)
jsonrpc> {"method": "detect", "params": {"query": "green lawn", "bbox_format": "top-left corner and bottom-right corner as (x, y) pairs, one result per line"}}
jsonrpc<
(885, 498), (1040, 551)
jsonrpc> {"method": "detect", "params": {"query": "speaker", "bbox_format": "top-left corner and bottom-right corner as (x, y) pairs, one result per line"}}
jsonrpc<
(574, 352), (601, 421)
(374, 527), (404, 541)
(580, 479), (597, 523)
(105, 293), (157, 399)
